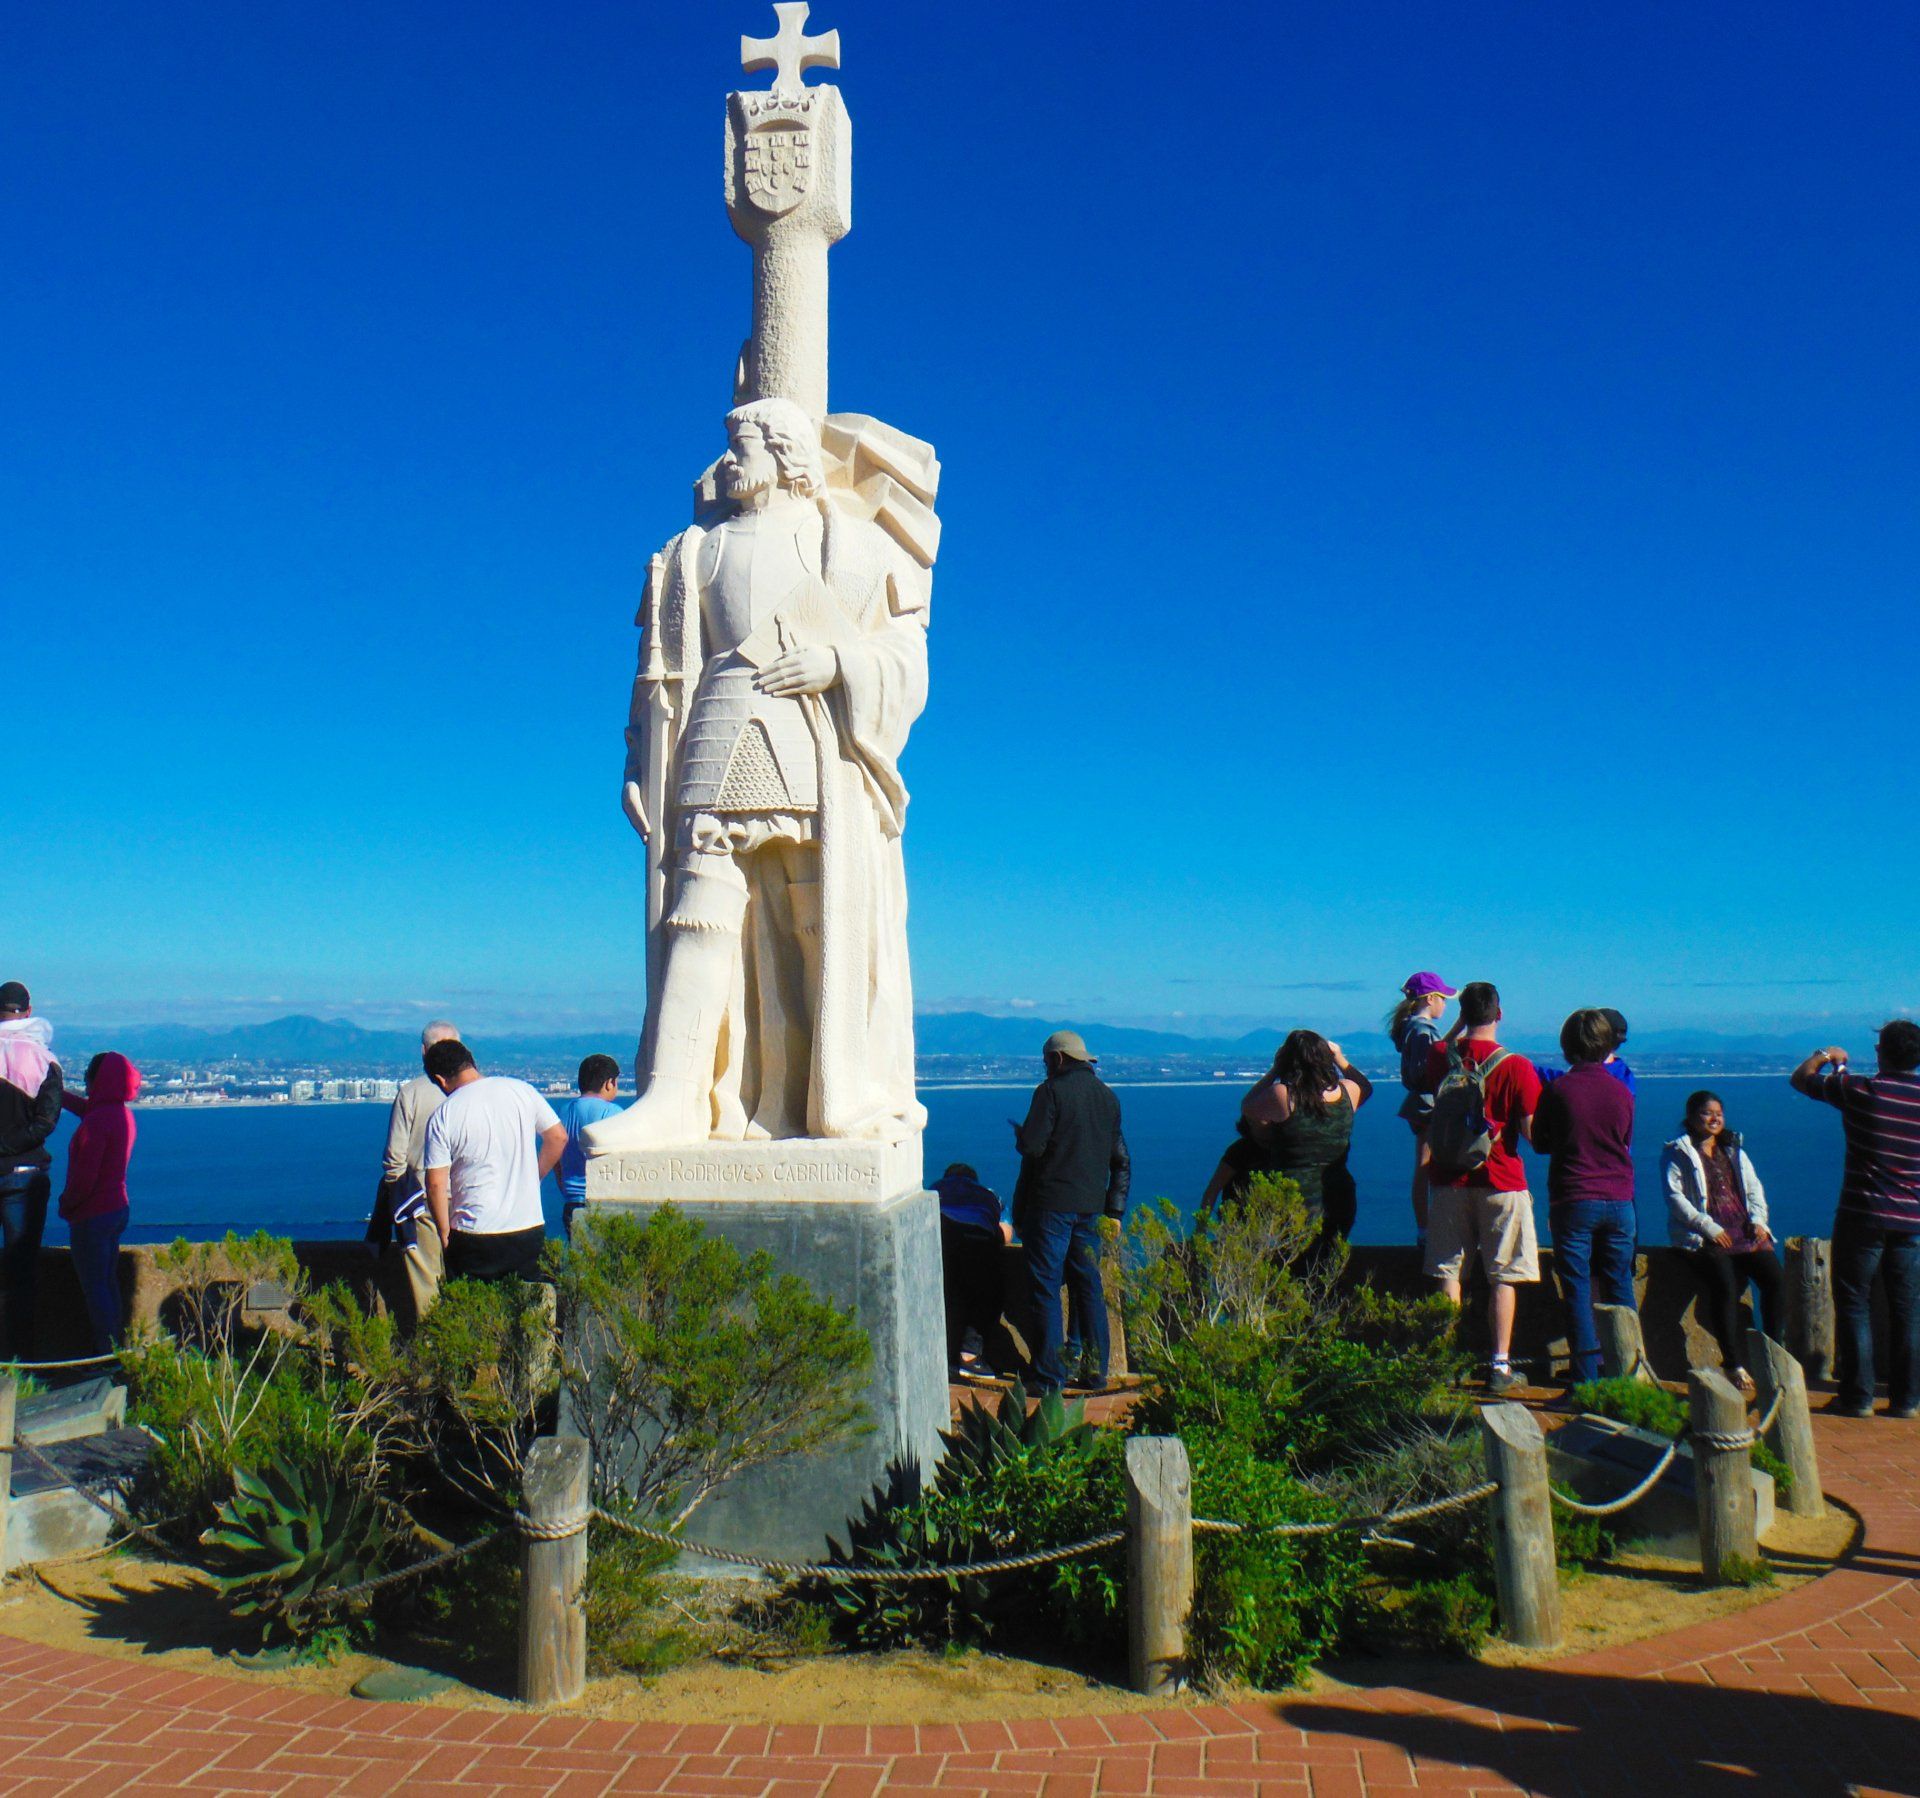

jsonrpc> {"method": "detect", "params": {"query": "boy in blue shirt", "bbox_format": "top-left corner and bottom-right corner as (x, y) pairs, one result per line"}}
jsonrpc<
(1540, 1008), (1637, 1094)
(556, 1054), (622, 1231)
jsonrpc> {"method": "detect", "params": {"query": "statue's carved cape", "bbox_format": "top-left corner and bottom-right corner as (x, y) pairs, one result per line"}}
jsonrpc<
(633, 413), (939, 1144)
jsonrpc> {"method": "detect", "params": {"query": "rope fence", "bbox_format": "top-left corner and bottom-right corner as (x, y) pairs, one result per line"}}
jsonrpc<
(1549, 1439), (1679, 1517)
(307, 1528), (509, 1607)
(0, 1331), (1822, 1705)
(589, 1506), (1128, 1582)
(1193, 1481), (1501, 1539)
(286, 1477), (1519, 1604)
(3, 1351), (126, 1374)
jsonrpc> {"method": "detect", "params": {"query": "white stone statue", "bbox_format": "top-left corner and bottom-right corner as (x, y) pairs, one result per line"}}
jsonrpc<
(585, 5), (940, 1164)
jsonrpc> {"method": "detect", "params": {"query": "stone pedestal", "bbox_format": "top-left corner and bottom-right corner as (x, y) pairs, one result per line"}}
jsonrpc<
(582, 1140), (946, 1567)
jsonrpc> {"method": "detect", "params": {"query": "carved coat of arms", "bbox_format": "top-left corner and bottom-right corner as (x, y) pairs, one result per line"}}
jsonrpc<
(743, 126), (813, 213)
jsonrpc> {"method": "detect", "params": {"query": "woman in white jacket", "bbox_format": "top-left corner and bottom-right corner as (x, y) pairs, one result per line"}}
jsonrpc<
(1663, 1089), (1785, 1394)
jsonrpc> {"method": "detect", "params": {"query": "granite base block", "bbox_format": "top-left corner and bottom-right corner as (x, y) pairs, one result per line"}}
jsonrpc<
(574, 1183), (948, 1567)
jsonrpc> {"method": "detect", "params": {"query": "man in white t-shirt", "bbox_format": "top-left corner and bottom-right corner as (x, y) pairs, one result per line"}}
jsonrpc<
(421, 1040), (568, 1286)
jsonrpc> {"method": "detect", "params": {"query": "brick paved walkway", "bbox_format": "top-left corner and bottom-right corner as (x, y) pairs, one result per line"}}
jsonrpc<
(3, 1412), (1918, 1795)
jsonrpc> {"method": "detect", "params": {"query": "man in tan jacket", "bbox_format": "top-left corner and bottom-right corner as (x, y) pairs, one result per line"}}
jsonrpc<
(366, 1019), (459, 1326)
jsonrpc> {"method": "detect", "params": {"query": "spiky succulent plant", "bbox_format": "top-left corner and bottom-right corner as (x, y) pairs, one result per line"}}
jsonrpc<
(201, 1459), (390, 1644)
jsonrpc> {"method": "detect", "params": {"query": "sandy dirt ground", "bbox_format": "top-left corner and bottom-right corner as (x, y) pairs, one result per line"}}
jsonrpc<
(0, 1501), (1857, 1723)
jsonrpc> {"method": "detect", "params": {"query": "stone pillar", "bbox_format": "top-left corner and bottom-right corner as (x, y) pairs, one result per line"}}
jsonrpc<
(583, 1141), (946, 1565)
(725, 80), (851, 420)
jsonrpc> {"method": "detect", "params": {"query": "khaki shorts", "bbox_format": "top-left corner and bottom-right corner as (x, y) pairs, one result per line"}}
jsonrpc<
(1426, 1185), (1539, 1284)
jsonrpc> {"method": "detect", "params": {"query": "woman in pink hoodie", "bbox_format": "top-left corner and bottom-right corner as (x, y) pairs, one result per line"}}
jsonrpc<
(60, 1052), (139, 1353)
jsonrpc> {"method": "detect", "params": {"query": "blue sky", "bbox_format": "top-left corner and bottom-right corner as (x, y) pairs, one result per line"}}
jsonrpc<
(5, 1), (1917, 1043)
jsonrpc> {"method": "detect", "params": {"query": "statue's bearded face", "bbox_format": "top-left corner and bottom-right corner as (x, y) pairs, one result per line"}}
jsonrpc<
(719, 422), (781, 508)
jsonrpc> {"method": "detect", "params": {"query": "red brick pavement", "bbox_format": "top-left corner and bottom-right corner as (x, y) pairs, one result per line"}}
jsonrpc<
(2, 1412), (1918, 1795)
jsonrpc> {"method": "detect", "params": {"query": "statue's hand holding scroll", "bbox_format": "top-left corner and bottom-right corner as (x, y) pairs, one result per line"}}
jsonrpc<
(754, 646), (840, 697)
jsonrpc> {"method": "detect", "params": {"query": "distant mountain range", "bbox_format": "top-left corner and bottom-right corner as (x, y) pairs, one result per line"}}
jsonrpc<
(65, 1010), (1837, 1071)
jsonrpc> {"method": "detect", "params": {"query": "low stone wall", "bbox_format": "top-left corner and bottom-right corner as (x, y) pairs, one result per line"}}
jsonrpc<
(12, 1235), (1856, 1387)
(18, 1241), (409, 1363)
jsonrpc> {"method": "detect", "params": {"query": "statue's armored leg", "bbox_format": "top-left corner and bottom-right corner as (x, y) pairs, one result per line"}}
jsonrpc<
(582, 863), (747, 1154)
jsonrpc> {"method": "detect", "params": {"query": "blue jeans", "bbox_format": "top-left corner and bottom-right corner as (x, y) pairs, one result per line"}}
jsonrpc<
(69, 1209), (129, 1355)
(1025, 1211), (1109, 1391)
(0, 1169), (50, 1361)
(1552, 1199), (1638, 1384)
(1832, 1215), (1920, 1412)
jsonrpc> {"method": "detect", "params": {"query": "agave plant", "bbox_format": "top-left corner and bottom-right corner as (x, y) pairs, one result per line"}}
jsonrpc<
(201, 1459), (390, 1647)
(819, 1382), (1102, 1646)
(940, 1378), (1097, 1475)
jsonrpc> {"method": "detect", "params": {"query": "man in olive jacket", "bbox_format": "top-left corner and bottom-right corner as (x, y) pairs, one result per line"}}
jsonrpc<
(1012, 1030), (1130, 1394)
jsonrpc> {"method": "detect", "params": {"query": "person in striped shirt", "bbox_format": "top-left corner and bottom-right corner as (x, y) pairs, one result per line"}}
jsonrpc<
(1792, 1020), (1920, 1419)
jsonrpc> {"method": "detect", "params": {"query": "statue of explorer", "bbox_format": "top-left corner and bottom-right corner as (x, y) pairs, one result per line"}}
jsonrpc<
(584, 396), (936, 1155)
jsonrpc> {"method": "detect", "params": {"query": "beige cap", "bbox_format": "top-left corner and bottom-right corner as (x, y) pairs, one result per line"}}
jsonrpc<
(1043, 1029), (1095, 1063)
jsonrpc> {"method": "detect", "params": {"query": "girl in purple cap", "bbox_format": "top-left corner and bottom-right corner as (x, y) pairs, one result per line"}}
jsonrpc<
(1388, 973), (1462, 1249)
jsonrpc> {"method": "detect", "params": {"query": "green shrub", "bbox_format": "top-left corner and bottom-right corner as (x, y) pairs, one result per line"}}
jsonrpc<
(1551, 1508), (1617, 1568)
(1318, 1421), (1493, 1582)
(1361, 1573), (1496, 1656)
(1125, 1179), (1468, 1477)
(1120, 1179), (1329, 1372)
(1752, 1439), (1794, 1497)
(1108, 1177), (1478, 1684)
(124, 1335), (355, 1526)
(552, 1207), (872, 1528)
(1570, 1377), (1687, 1436)
(407, 1276), (558, 1511)
(1716, 1553), (1776, 1589)
(821, 1384), (1126, 1652)
(1184, 1432), (1366, 1688)
(580, 1509), (699, 1677)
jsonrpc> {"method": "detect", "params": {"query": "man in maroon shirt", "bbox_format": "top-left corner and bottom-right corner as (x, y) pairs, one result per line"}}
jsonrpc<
(1532, 1008), (1638, 1385)
(1423, 982), (1542, 1393)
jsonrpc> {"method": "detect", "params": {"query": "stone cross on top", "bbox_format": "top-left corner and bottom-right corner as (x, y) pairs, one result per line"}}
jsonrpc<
(741, 3), (841, 99)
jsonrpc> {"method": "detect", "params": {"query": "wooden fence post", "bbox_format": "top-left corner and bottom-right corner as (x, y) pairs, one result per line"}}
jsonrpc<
(1478, 1403), (1560, 1650)
(1749, 1329), (1824, 1519)
(1689, 1367), (1758, 1581)
(1595, 1305), (1652, 1384)
(1787, 1237), (1835, 1382)
(519, 1434), (590, 1707)
(0, 1375), (14, 1575)
(1125, 1436), (1192, 1695)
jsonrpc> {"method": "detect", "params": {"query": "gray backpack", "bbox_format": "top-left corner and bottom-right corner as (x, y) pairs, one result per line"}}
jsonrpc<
(1427, 1046), (1514, 1179)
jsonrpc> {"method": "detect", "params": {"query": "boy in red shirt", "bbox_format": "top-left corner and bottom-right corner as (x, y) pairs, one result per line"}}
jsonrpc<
(1423, 982), (1542, 1393)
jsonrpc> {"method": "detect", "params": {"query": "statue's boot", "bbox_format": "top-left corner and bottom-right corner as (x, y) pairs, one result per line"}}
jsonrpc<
(582, 868), (747, 1155)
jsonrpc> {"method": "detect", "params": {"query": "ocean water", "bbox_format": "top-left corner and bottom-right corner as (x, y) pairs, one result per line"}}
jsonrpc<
(43, 1074), (1849, 1250)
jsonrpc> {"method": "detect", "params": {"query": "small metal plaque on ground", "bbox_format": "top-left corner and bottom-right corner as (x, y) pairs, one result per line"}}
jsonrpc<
(1548, 1413), (1775, 1554)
